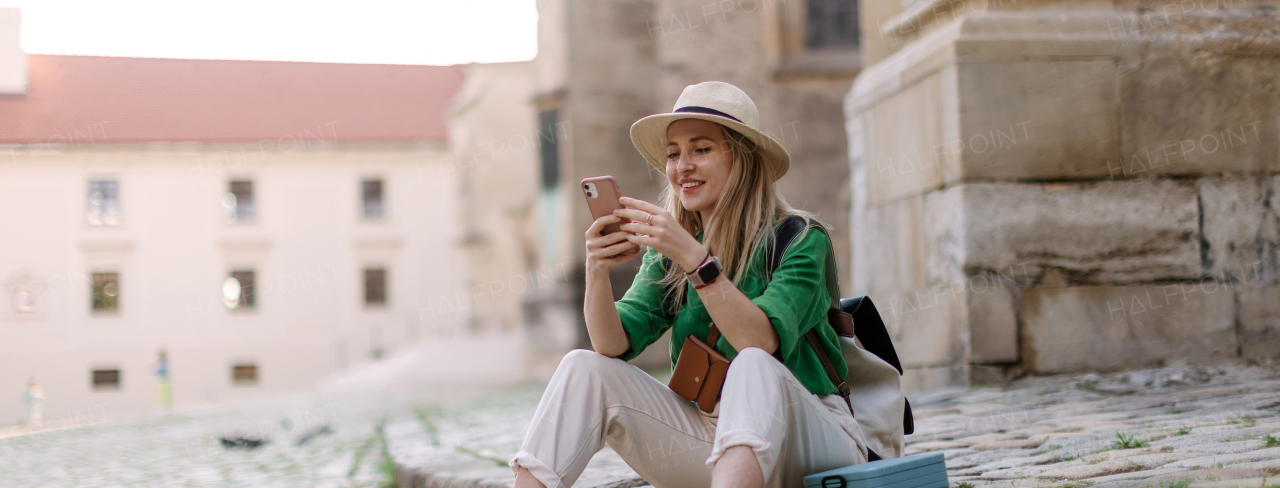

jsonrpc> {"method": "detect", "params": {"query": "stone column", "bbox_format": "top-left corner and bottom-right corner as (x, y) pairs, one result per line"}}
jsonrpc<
(847, 0), (1280, 389)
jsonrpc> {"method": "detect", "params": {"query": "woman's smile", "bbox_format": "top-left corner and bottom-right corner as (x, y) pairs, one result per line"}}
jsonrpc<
(679, 177), (705, 193)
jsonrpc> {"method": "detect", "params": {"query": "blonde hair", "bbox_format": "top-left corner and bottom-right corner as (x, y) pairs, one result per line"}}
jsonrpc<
(657, 124), (815, 310)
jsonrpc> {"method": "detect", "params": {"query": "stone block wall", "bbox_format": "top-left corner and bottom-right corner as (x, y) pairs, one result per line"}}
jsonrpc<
(847, 7), (1280, 389)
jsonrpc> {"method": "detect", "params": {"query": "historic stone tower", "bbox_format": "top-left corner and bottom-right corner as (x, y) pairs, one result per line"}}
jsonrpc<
(848, 0), (1280, 388)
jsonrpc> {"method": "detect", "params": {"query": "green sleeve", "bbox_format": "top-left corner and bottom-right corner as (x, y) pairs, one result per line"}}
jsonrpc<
(613, 247), (675, 361)
(750, 227), (833, 361)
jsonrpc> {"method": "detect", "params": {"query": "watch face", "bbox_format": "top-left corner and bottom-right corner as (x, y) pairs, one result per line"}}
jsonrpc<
(695, 256), (722, 285)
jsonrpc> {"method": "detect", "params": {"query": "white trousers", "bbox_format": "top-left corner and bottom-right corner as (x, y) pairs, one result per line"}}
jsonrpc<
(510, 348), (868, 488)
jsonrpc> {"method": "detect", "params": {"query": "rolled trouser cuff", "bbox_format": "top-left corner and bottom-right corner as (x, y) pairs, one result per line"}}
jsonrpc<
(510, 450), (563, 488)
(705, 430), (772, 472)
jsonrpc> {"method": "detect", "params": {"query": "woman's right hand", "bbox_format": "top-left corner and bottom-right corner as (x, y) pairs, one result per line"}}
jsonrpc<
(585, 215), (641, 275)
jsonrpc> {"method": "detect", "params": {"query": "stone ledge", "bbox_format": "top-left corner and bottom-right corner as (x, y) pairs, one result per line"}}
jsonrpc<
(848, 10), (1280, 197)
(854, 11), (1280, 113)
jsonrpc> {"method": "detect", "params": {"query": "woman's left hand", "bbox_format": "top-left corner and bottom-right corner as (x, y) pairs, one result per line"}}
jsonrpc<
(615, 197), (707, 273)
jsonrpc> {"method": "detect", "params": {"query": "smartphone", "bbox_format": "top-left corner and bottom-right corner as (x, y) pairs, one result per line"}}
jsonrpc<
(582, 175), (639, 255)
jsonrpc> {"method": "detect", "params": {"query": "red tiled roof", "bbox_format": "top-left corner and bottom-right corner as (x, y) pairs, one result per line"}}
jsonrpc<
(0, 55), (463, 143)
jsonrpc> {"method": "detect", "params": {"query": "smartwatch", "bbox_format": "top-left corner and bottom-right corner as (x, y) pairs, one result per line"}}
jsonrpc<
(687, 255), (722, 288)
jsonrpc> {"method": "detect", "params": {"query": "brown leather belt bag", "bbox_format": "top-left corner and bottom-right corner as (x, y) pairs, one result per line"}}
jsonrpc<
(668, 324), (730, 413)
(667, 313), (852, 414)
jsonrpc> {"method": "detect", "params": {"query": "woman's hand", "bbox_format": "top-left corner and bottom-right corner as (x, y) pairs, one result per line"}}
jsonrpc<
(615, 197), (706, 273)
(585, 214), (641, 276)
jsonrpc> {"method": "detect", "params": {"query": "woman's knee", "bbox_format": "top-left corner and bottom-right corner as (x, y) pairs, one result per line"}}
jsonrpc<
(560, 348), (612, 367)
(729, 347), (776, 370)
(545, 349), (616, 395)
(554, 349), (622, 379)
(725, 347), (785, 386)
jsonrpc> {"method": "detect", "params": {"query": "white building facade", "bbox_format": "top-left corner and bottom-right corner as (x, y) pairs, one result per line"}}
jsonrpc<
(0, 9), (528, 423)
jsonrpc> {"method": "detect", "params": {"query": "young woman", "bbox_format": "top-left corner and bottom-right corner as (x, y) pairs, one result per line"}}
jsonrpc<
(510, 82), (867, 488)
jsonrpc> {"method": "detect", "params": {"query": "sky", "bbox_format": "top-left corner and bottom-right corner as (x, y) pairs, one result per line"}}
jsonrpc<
(3, 0), (539, 65)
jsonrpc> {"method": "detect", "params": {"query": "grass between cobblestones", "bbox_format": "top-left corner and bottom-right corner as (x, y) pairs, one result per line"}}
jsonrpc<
(376, 421), (397, 488)
(1112, 432), (1151, 450)
(414, 405), (445, 446)
(346, 420), (405, 488)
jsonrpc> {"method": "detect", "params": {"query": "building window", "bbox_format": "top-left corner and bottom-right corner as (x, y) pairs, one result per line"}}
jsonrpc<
(364, 268), (387, 306)
(232, 364), (258, 386)
(806, 0), (859, 49)
(91, 272), (119, 312)
(92, 369), (121, 390)
(86, 180), (121, 226)
(362, 179), (384, 220)
(538, 110), (560, 189)
(223, 270), (256, 310)
(223, 180), (255, 223)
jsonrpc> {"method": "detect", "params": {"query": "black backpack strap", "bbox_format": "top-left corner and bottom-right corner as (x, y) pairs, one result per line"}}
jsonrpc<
(765, 215), (811, 284)
(769, 216), (842, 311)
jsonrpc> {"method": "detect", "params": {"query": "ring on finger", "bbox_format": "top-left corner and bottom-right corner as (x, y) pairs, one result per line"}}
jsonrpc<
(646, 213), (654, 225)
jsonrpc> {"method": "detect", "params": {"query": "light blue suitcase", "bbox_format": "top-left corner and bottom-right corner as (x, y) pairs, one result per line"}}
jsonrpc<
(803, 453), (948, 488)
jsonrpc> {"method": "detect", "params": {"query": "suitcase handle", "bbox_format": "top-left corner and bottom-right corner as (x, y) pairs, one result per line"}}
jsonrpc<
(821, 475), (847, 488)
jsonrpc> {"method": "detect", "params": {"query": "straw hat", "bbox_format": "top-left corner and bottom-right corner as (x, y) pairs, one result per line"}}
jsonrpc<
(630, 81), (790, 181)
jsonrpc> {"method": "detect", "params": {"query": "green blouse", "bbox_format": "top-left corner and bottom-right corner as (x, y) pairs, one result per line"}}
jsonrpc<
(613, 222), (849, 397)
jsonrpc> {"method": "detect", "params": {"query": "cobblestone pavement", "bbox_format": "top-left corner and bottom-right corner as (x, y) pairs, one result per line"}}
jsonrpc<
(3, 365), (1277, 488)
(390, 364), (1280, 488)
(0, 389), (490, 488)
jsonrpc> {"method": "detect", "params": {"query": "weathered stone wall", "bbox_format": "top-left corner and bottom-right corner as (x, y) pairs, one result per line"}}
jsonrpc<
(848, 6), (1280, 389)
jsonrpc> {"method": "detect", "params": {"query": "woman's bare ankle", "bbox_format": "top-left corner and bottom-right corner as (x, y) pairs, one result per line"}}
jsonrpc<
(711, 445), (764, 488)
(513, 467), (547, 488)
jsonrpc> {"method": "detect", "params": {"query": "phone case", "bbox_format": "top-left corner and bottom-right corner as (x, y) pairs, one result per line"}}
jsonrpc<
(581, 176), (639, 255)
